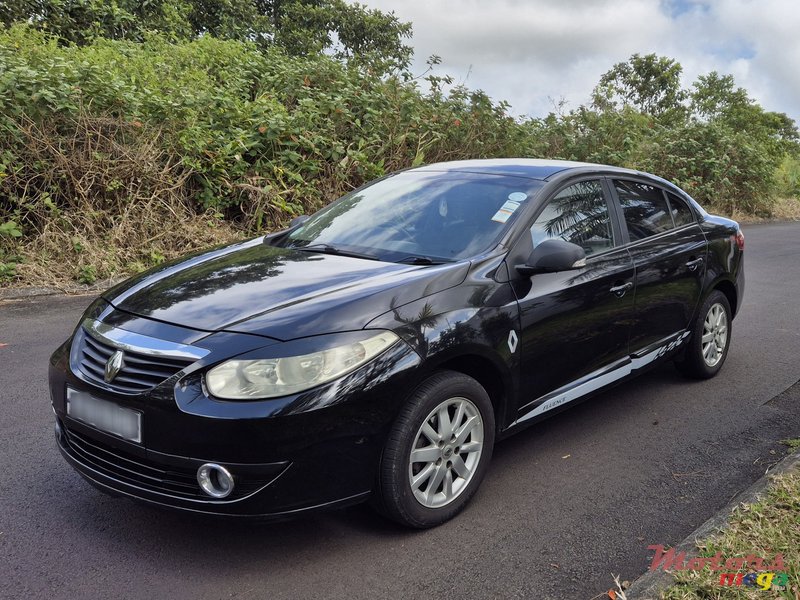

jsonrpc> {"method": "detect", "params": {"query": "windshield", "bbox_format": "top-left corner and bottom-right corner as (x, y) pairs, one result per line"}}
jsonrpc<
(275, 171), (543, 262)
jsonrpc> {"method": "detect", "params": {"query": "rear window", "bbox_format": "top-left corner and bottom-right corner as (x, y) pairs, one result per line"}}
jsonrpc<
(614, 180), (673, 241)
(667, 192), (695, 226)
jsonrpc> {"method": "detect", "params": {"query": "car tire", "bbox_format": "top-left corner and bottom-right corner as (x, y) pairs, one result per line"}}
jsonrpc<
(675, 290), (732, 379)
(373, 370), (495, 528)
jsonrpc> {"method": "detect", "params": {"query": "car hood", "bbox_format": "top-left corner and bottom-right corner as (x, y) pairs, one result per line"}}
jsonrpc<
(102, 238), (470, 340)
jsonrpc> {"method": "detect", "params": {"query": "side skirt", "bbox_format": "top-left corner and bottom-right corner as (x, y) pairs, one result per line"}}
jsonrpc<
(509, 330), (690, 428)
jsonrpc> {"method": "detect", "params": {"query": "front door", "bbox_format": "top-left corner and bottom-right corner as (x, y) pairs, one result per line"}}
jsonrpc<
(511, 179), (635, 424)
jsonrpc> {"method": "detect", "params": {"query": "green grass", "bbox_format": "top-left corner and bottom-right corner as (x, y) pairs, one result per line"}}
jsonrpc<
(660, 462), (800, 599)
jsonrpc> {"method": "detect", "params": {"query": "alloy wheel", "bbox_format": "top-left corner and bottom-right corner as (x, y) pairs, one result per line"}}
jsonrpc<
(702, 302), (728, 367)
(408, 396), (484, 509)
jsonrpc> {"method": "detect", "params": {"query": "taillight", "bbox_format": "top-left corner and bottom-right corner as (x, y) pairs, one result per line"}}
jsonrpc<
(733, 230), (744, 250)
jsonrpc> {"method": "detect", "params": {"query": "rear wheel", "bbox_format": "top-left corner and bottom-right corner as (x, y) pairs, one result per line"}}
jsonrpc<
(373, 371), (495, 528)
(675, 290), (732, 379)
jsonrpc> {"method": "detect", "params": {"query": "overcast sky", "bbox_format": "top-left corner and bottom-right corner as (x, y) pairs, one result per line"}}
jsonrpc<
(355, 0), (800, 124)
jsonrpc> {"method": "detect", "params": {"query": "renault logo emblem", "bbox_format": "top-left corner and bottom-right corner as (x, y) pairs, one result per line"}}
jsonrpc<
(105, 350), (125, 382)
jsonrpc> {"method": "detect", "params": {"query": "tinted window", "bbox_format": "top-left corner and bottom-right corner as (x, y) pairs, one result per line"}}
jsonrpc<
(530, 180), (615, 255)
(615, 180), (673, 241)
(667, 192), (695, 226)
(280, 172), (543, 262)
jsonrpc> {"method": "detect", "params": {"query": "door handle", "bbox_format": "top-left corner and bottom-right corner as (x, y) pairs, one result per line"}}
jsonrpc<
(609, 282), (633, 297)
(685, 257), (704, 271)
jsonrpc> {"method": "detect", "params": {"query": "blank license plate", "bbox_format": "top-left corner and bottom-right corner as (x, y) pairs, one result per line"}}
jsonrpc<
(66, 388), (142, 443)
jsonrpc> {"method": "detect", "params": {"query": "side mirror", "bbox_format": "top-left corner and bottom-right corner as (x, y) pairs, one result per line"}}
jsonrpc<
(289, 215), (310, 228)
(515, 239), (586, 277)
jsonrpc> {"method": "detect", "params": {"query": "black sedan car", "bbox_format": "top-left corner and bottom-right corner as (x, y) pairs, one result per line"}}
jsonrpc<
(49, 159), (744, 528)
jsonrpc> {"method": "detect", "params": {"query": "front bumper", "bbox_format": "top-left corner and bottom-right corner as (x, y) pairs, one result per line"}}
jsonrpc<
(50, 327), (421, 518)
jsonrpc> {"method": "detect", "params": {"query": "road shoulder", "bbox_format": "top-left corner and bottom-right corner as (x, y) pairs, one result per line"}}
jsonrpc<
(626, 445), (800, 599)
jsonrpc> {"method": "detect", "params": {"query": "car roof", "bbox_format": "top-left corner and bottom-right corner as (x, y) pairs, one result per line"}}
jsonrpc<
(412, 158), (644, 181)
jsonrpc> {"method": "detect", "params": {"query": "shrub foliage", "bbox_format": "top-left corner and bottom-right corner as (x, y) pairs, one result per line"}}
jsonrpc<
(0, 21), (797, 285)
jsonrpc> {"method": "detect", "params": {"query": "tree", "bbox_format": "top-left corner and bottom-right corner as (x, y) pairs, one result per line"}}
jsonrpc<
(0, 0), (412, 69)
(328, 0), (412, 67)
(183, 0), (272, 43)
(691, 71), (798, 145)
(690, 72), (749, 120)
(592, 53), (686, 117)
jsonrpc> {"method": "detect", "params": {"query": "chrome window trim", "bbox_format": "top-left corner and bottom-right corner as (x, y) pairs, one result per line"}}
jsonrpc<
(617, 222), (699, 250)
(82, 319), (210, 361)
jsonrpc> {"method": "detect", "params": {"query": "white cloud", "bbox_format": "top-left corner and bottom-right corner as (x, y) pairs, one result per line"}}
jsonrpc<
(356, 0), (800, 124)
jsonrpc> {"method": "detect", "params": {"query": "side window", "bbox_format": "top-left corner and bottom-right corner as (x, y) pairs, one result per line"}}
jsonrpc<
(614, 180), (673, 241)
(666, 192), (695, 227)
(530, 180), (615, 255)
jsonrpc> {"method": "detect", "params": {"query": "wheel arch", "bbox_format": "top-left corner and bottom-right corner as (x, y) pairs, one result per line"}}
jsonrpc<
(427, 353), (512, 434)
(711, 278), (738, 318)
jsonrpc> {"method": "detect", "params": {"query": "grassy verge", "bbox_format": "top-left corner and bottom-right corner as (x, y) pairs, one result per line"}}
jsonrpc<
(658, 445), (800, 599)
(9, 207), (244, 289)
(768, 198), (800, 222)
(734, 197), (800, 224)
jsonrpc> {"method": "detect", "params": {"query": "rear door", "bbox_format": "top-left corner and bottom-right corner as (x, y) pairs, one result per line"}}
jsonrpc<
(609, 179), (707, 352)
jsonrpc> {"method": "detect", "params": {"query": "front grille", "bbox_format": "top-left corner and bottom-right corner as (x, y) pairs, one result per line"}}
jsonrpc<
(75, 328), (193, 394)
(62, 426), (272, 501)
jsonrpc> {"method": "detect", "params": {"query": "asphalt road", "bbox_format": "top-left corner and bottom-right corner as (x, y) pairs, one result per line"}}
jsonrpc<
(1, 222), (799, 600)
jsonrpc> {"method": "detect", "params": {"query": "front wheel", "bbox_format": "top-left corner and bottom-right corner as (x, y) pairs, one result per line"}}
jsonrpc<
(373, 371), (495, 528)
(675, 290), (732, 379)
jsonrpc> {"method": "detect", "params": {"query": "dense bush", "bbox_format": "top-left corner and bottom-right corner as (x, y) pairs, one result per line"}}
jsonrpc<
(0, 25), (797, 285)
(533, 58), (798, 216)
(0, 25), (526, 214)
(0, 25), (530, 283)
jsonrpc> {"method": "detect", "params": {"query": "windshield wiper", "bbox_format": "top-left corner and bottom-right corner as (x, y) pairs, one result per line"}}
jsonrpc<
(293, 244), (380, 261)
(397, 255), (452, 265)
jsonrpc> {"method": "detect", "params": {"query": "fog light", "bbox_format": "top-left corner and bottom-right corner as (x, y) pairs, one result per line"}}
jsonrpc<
(197, 463), (235, 499)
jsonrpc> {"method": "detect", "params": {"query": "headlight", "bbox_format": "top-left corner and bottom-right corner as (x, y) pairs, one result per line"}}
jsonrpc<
(205, 331), (400, 399)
